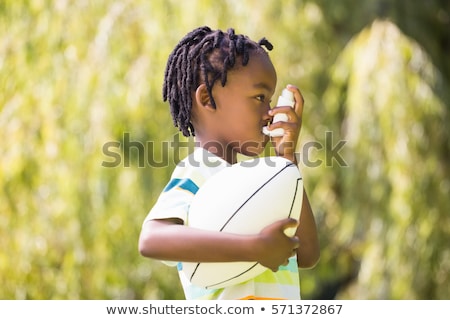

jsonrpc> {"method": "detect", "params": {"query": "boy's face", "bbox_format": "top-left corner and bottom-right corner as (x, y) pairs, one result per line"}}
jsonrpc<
(209, 52), (277, 158)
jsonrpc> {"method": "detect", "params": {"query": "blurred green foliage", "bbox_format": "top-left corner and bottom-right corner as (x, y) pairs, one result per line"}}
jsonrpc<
(1, 0), (448, 299)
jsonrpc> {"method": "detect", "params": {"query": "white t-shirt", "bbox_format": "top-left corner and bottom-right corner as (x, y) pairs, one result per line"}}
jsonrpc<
(144, 148), (301, 300)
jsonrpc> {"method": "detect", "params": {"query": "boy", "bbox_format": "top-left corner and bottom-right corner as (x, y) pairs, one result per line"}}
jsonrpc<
(139, 26), (319, 299)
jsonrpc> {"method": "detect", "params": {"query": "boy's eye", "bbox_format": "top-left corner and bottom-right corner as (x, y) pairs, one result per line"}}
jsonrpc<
(256, 95), (269, 103)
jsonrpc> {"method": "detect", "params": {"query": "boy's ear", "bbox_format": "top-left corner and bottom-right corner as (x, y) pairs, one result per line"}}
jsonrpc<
(195, 84), (214, 110)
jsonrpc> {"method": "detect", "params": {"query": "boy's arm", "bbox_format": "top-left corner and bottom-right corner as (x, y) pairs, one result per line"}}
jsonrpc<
(295, 190), (320, 268)
(138, 217), (300, 272)
(268, 85), (320, 268)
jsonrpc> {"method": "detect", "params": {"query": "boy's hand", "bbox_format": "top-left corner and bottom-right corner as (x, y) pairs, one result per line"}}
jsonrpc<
(267, 85), (304, 164)
(255, 218), (300, 272)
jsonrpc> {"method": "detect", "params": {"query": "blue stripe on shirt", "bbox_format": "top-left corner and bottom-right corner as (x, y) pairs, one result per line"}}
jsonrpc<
(163, 178), (199, 195)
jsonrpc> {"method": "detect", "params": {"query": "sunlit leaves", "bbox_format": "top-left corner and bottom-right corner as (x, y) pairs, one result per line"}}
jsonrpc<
(316, 20), (449, 299)
(1, 1), (448, 300)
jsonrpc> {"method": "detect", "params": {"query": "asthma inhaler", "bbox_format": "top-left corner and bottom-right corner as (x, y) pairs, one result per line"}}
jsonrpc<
(262, 88), (295, 137)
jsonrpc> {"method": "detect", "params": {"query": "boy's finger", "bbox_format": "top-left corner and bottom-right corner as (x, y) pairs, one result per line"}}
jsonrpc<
(286, 84), (304, 118)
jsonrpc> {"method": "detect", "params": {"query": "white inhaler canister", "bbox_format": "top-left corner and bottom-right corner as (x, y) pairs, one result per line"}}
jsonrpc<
(263, 88), (295, 137)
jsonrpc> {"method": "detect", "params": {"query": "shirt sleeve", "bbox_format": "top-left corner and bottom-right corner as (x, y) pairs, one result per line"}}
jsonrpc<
(143, 148), (229, 224)
(144, 172), (200, 224)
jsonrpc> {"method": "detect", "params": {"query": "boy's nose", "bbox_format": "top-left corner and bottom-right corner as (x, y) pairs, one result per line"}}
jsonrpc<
(262, 114), (271, 123)
(262, 106), (272, 122)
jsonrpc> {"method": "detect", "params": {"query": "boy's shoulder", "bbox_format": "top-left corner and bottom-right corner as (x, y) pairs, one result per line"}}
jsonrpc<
(171, 147), (230, 180)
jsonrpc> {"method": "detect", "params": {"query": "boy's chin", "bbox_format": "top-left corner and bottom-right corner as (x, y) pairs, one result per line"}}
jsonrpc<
(239, 145), (267, 158)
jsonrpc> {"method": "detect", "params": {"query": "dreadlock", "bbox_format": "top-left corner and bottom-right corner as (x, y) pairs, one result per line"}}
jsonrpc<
(163, 26), (274, 137)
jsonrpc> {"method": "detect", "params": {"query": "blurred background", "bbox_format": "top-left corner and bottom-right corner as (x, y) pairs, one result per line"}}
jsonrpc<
(1, 0), (449, 299)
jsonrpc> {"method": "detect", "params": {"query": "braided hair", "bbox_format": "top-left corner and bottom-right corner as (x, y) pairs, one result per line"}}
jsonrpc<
(163, 26), (273, 137)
